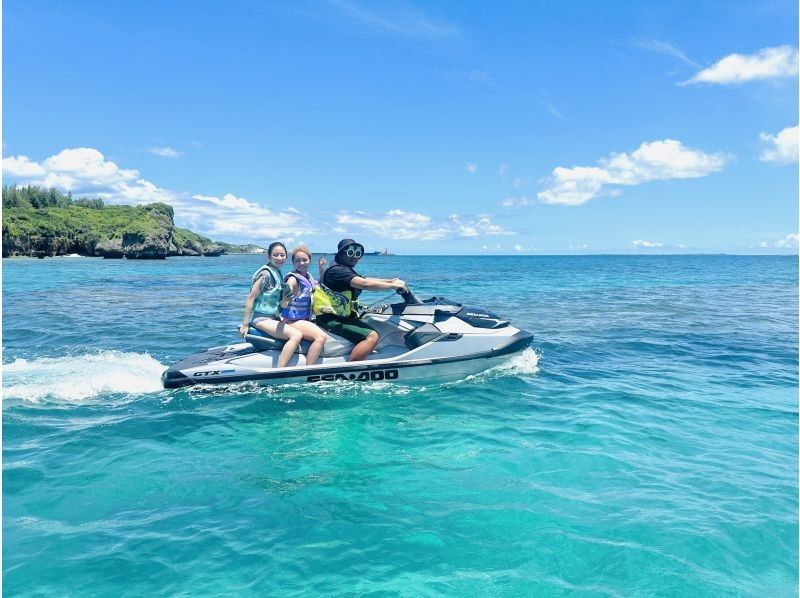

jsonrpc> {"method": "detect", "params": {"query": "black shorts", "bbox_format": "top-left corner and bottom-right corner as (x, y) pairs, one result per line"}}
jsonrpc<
(316, 314), (376, 344)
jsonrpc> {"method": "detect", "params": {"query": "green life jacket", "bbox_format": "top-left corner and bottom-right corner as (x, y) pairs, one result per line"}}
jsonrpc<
(251, 264), (282, 320)
(312, 283), (356, 318)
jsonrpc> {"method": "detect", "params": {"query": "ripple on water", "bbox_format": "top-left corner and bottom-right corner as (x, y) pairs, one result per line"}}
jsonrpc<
(3, 255), (797, 595)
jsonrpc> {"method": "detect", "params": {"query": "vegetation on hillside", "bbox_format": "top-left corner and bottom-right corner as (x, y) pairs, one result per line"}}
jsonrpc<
(2, 185), (260, 258)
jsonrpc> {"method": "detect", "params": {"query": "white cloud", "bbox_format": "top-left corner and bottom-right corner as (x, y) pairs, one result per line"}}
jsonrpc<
(513, 244), (524, 252)
(466, 162), (478, 174)
(192, 193), (260, 210)
(148, 146), (183, 158)
(775, 233), (799, 249)
(449, 214), (512, 237)
(337, 209), (447, 241)
(182, 193), (314, 239)
(683, 45), (798, 85)
(335, 209), (513, 241)
(3, 155), (47, 177)
(538, 95), (565, 120)
(3, 147), (176, 205)
(513, 176), (532, 189)
(760, 241), (769, 248)
(1, 147), (314, 242)
(501, 196), (530, 208)
(324, 0), (458, 38)
(636, 39), (700, 68)
(456, 70), (491, 83)
(633, 239), (664, 248)
(538, 139), (729, 206)
(760, 125), (799, 164)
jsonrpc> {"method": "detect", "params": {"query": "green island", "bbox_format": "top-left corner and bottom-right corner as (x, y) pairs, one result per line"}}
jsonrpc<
(2, 185), (263, 259)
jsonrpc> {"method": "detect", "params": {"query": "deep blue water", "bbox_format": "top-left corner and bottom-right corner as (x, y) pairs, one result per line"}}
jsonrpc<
(3, 254), (798, 596)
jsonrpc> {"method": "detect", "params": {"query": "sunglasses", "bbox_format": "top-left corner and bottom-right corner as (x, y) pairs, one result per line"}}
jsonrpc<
(343, 244), (364, 258)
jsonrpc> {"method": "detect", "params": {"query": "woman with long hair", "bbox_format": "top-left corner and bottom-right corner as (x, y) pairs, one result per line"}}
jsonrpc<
(239, 241), (302, 368)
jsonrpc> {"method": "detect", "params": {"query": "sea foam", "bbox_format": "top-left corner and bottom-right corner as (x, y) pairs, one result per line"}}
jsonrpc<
(501, 346), (540, 375)
(2, 351), (166, 403)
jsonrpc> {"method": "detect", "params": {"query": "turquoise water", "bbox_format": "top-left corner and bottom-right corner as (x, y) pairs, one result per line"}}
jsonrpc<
(3, 254), (798, 596)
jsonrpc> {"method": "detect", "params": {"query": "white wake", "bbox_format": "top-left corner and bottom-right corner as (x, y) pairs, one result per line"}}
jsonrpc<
(2, 350), (166, 403)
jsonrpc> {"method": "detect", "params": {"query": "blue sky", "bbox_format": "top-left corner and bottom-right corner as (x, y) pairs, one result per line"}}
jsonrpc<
(3, 0), (798, 254)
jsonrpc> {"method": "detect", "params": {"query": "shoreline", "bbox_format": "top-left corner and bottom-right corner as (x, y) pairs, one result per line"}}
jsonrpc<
(2, 253), (796, 260)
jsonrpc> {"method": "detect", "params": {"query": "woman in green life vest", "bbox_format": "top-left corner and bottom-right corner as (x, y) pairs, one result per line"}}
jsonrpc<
(239, 241), (302, 368)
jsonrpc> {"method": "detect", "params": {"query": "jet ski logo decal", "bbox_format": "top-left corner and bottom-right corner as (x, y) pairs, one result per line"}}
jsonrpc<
(193, 369), (235, 377)
(307, 369), (399, 383)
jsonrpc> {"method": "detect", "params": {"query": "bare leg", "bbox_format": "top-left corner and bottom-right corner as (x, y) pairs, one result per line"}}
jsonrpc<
(348, 331), (379, 362)
(287, 320), (328, 366)
(253, 320), (303, 368)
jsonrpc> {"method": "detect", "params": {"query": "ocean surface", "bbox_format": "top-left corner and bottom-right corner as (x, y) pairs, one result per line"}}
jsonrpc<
(3, 254), (797, 596)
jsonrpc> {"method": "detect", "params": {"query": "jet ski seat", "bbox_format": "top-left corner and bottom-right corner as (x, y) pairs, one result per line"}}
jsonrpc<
(245, 327), (355, 358)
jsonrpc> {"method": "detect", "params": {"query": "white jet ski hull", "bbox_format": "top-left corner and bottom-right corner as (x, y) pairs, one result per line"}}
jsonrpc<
(162, 294), (533, 389)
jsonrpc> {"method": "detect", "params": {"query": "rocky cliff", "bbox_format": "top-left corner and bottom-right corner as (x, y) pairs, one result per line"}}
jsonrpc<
(2, 202), (228, 259)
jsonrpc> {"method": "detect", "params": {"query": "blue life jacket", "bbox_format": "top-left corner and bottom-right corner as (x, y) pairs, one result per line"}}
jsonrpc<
(281, 271), (316, 321)
(251, 264), (282, 320)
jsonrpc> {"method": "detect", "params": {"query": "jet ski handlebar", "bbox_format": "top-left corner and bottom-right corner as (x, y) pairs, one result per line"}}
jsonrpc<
(397, 287), (422, 305)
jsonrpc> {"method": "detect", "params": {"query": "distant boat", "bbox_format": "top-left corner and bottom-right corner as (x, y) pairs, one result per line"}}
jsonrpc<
(365, 248), (395, 256)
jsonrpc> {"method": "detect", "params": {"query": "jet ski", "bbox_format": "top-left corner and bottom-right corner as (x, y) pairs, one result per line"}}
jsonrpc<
(161, 289), (533, 388)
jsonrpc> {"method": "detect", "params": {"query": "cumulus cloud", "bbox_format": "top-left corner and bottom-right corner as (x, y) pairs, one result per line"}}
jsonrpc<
(1, 147), (313, 242)
(775, 233), (799, 249)
(538, 139), (729, 206)
(3, 155), (47, 177)
(335, 209), (513, 241)
(3, 147), (177, 205)
(148, 146), (183, 158)
(633, 239), (664, 248)
(683, 45), (798, 85)
(465, 162), (478, 174)
(760, 125), (799, 164)
(513, 244), (524, 252)
(185, 193), (313, 239)
(192, 193), (260, 210)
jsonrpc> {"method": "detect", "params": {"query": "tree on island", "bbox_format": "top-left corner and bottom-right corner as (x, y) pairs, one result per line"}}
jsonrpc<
(2, 184), (106, 210)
